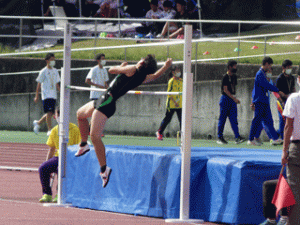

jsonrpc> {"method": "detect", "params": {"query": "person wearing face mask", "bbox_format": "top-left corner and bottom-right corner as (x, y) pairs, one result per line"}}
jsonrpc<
(33, 53), (61, 136)
(250, 68), (275, 145)
(38, 107), (81, 203)
(85, 53), (109, 101)
(217, 60), (246, 145)
(156, 65), (182, 140)
(275, 60), (296, 140)
(76, 55), (172, 188)
(248, 57), (284, 146)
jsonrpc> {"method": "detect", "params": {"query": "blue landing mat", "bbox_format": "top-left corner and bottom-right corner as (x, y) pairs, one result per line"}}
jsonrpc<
(65, 145), (282, 225)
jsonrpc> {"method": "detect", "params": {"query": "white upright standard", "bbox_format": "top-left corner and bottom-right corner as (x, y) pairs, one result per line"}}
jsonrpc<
(58, 22), (72, 205)
(166, 25), (204, 223)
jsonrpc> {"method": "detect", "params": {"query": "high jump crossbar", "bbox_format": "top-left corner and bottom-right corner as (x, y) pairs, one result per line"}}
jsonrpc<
(66, 85), (181, 95)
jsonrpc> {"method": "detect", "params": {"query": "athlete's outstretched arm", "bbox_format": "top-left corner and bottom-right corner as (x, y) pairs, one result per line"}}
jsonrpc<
(143, 58), (173, 84)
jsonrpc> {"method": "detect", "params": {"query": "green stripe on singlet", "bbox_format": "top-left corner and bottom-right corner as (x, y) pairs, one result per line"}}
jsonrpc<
(100, 95), (113, 107)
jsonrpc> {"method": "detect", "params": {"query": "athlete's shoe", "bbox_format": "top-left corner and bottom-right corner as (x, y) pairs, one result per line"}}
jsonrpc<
(39, 194), (52, 203)
(52, 195), (58, 203)
(270, 138), (283, 146)
(254, 137), (263, 145)
(75, 143), (90, 157)
(259, 219), (276, 225)
(247, 139), (262, 146)
(33, 120), (40, 135)
(217, 137), (228, 144)
(47, 130), (51, 136)
(156, 131), (163, 141)
(276, 219), (288, 225)
(235, 136), (246, 144)
(100, 166), (112, 188)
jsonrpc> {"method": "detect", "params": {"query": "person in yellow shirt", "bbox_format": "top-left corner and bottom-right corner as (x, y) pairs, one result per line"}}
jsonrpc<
(156, 66), (182, 140)
(38, 107), (81, 203)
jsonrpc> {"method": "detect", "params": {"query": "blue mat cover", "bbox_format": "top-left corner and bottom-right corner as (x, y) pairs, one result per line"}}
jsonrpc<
(65, 145), (282, 225)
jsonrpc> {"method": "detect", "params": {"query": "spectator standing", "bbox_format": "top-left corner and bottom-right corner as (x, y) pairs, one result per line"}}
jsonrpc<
(248, 57), (283, 146)
(156, 66), (182, 140)
(281, 72), (300, 225)
(275, 59), (295, 139)
(250, 67), (274, 145)
(217, 60), (245, 145)
(85, 53), (109, 101)
(33, 53), (60, 136)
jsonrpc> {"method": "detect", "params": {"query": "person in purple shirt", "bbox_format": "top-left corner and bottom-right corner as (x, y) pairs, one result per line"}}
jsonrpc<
(248, 57), (284, 146)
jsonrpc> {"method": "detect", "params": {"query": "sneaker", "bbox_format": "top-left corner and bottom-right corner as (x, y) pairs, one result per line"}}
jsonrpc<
(52, 195), (58, 203)
(100, 166), (112, 188)
(156, 131), (163, 141)
(145, 32), (154, 38)
(33, 120), (40, 135)
(247, 139), (262, 146)
(259, 219), (276, 225)
(277, 219), (288, 225)
(235, 136), (246, 144)
(39, 194), (52, 203)
(254, 137), (263, 145)
(156, 34), (163, 38)
(270, 138), (283, 146)
(217, 137), (228, 144)
(75, 143), (90, 157)
(47, 130), (51, 136)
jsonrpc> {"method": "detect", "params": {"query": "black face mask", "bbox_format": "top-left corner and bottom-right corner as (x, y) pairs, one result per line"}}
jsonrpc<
(231, 68), (237, 73)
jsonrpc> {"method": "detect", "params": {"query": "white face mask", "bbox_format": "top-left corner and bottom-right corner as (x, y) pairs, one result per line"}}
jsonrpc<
(266, 73), (272, 78)
(285, 68), (292, 75)
(175, 72), (181, 77)
(49, 60), (55, 67)
(56, 116), (60, 124)
(100, 60), (106, 66)
(297, 78), (300, 87)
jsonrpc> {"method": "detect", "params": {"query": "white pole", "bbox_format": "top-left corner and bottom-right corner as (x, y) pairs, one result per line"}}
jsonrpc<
(166, 25), (203, 223)
(79, 0), (82, 18)
(57, 23), (72, 205)
(197, 0), (203, 38)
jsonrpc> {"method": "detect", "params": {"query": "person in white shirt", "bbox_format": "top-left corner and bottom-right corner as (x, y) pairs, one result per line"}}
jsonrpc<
(33, 53), (61, 136)
(85, 53), (109, 100)
(135, 0), (163, 37)
(161, 0), (176, 20)
(281, 73), (300, 225)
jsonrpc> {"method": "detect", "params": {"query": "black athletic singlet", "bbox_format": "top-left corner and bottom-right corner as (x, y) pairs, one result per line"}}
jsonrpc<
(107, 68), (148, 100)
(94, 68), (148, 118)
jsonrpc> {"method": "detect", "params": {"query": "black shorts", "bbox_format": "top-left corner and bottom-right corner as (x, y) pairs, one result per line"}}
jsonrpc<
(94, 93), (116, 118)
(42, 98), (56, 113)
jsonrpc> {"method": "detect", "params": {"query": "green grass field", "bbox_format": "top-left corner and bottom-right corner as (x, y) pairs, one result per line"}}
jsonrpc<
(0, 130), (283, 150)
(2, 24), (300, 65)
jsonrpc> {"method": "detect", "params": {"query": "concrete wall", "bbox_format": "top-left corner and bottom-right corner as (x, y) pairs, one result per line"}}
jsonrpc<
(1, 58), (299, 140)
(0, 74), (293, 141)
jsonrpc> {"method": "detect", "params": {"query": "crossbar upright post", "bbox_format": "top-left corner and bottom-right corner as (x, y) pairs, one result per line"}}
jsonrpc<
(58, 22), (72, 205)
(166, 25), (203, 223)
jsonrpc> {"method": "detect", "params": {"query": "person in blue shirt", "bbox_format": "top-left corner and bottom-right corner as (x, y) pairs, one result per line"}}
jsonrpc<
(248, 57), (284, 146)
(250, 67), (275, 145)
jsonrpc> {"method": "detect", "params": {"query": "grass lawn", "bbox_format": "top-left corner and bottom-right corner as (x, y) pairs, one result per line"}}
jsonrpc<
(2, 24), (300, 65)
(0, 130), (283, 150)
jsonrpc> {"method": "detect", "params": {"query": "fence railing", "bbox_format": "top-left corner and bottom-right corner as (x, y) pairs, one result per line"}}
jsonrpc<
(1, 16), (300, 81)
